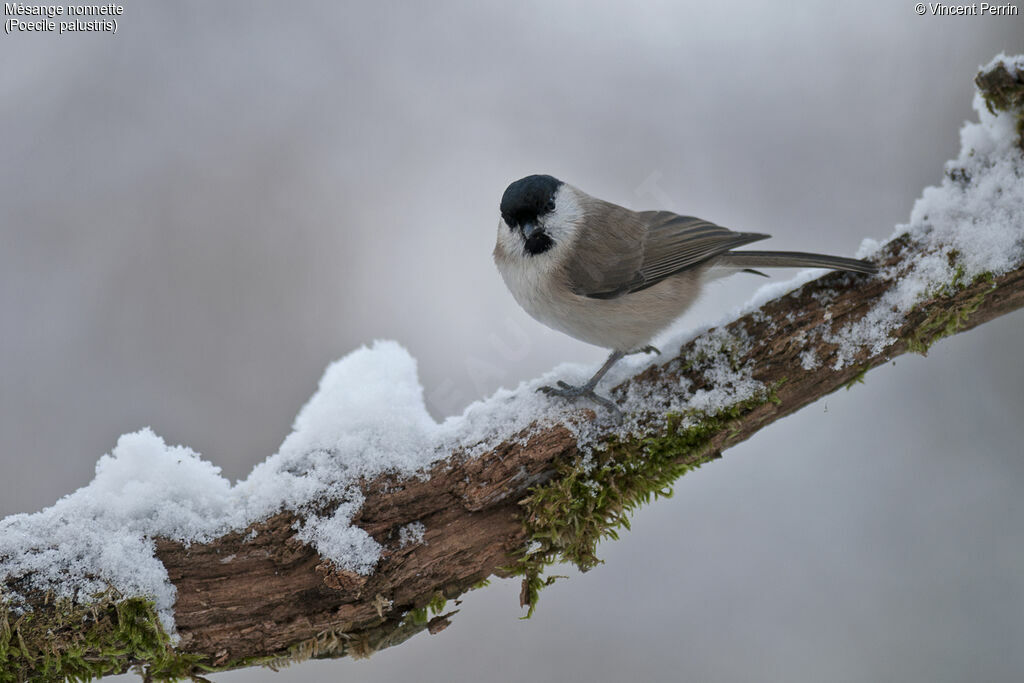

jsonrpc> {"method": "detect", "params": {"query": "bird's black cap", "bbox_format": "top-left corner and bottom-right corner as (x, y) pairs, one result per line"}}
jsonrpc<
(500, 174), (563, 227)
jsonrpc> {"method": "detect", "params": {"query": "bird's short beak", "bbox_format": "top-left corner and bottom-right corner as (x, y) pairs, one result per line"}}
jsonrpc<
(521, 222), (538, 239)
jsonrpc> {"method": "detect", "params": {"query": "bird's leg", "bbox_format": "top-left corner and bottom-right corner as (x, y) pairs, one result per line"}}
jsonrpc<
(538, 350), (626, 419)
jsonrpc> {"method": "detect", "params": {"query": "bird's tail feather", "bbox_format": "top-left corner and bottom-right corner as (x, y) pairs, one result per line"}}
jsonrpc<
(719, 250), (877, 275)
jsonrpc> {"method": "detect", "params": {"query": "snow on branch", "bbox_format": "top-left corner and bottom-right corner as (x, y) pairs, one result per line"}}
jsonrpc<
(2, 54), (1024, 682)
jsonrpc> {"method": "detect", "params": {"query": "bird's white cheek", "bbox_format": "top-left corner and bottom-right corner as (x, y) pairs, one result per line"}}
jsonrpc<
(544, 186), (583, 243)
(495, 222), (521, 255)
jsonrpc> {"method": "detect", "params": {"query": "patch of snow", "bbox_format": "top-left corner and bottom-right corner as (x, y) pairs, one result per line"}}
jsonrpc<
(296, 498), (381, 575)
(397, 521), (426, 548)
(0, 429), (237, 633)
(799, 349), (821, 371)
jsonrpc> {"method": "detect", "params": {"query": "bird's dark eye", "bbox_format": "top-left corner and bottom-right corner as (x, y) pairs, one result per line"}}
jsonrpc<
(544, 199), (556, 212)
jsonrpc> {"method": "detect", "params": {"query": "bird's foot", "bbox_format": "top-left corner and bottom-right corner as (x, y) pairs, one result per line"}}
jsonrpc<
(629, 345), (661, 356)
(537, 382), (623, 422)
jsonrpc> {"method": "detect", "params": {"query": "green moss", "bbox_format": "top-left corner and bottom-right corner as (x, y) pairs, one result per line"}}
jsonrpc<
(906, 275), (993, 356)
(843, 365), (869, 390)
(404, 607), (429, 627)
(0, 591), (211, 682)
(506, 389), (777, 617)
(426, 592), (447, 616)
(949, 263), (967, 293)
(0, 589), (418, 678)
(401, 591), (449, 629)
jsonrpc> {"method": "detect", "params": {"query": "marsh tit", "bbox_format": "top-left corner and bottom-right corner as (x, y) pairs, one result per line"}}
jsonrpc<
(493, 174), (877, 418)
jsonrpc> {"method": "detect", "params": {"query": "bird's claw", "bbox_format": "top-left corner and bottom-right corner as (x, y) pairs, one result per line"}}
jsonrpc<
(537, 383), (623, 422)
(631, 345), (661, 356)
(538, 381), (587, 398)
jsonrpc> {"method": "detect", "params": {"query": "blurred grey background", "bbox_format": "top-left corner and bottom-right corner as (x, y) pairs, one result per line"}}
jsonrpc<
(3, 2), (1023, 681)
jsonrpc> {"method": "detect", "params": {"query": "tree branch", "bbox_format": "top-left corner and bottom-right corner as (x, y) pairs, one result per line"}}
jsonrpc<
(3, 56), (1023, 682)
(156, 233), (1024, 672)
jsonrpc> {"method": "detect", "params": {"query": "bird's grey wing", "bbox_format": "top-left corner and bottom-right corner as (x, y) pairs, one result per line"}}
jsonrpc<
(568, 208), (769, 300)
(633, 211), (770, 287)
(563, 201), (648, 299)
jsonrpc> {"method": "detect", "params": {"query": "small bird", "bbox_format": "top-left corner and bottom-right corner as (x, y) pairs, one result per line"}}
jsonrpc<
(493, 174), (877, 418)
